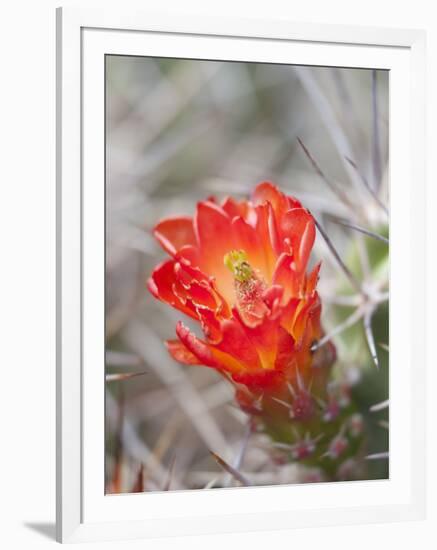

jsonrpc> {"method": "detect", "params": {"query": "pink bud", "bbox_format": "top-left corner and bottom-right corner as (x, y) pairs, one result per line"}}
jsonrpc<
(327, 435), (348, 459)
(338, 383), (351, 407)
(323, 398), (340, 422)
(291, 391), (315, 421)
(302, 468), (324, 483)
(291, 439), (316, 460)
(337, 458), (356, 480)
(349, 413), (364, 437)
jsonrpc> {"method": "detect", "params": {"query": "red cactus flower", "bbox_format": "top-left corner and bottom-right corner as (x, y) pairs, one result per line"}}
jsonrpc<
(148, 182), (333, 405)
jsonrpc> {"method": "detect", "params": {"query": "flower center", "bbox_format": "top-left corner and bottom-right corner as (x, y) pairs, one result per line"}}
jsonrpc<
(224, 250), (268, 323)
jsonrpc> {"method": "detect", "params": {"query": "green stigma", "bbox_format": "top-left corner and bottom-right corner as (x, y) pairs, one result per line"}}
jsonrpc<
(224, 249), (254, 283)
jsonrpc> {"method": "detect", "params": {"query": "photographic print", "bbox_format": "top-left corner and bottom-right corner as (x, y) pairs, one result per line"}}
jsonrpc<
(105, 56), (389, 494)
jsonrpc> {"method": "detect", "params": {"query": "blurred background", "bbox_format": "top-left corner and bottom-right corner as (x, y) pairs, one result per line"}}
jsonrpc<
(105, 56), (389, 493)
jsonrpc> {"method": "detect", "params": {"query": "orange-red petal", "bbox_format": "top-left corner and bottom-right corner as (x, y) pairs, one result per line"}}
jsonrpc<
(252, 181), (301, 219)
(211, 318), (261, 371)
(292, 293), (321, 345)
(274, 327), (297, 372)
(221, 196), (250, 219)
(154, 216), (195, 255)
(196, 306), (222, 343)
(234, 307), (279, 371)
(148, 260), (197, 319)
(279, 208), (315, 272)
(272, 253), (301, 301)
(176, 322), (246, 375)
(255, 202), (280, 280)
(175, 322), (220, 368)
(194, 200), (236, 302)
(306, 262), (321, 294)
(166, 339), (202, 365)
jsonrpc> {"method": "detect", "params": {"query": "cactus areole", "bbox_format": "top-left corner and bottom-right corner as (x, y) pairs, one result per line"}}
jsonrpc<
(148, 182), (363, 479)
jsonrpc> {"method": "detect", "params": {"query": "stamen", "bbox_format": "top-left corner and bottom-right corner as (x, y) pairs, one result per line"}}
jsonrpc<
(224, 249), (267, 322)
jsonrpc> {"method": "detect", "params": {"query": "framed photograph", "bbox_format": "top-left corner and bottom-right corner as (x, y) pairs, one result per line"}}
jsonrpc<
(56, 7), (426, 543)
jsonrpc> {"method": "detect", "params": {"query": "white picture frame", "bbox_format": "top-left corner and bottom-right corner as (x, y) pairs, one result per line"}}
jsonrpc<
(56, 6), (426, 543)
